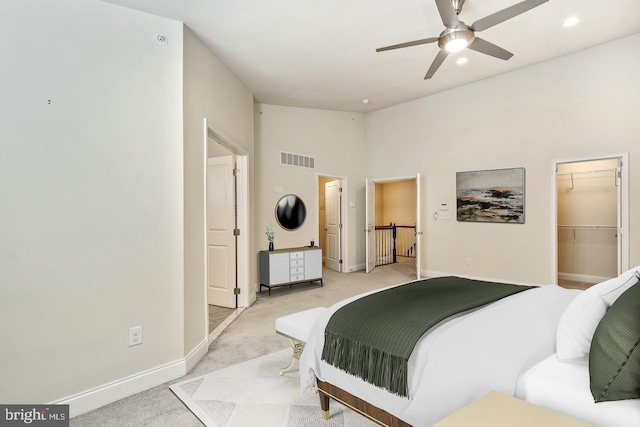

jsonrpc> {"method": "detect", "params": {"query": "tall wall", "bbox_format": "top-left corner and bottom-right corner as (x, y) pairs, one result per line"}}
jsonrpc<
(182, 27), (254, 356)
(0, 0), (255, 414)
(0, 0), (184, 405)
(254, 105), (367, 272)
(366, 33), (640, 284)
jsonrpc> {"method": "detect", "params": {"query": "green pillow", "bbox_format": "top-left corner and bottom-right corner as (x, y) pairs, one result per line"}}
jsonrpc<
(589, 274), (640, 402)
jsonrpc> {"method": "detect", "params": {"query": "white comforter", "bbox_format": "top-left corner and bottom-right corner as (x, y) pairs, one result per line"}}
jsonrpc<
(300, 281), (580, 426)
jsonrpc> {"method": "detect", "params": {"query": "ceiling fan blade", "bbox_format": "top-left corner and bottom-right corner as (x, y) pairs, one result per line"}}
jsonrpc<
(435, 0), (460, 28)
(471, 0), (548, 32)
(376, 37), (439, 52)
(467, 37), (513, 60)
(424, 49), (449, 79)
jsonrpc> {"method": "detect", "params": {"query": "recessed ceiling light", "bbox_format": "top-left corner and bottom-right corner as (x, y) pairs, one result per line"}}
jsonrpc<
(563, 16), (580, 27)
(362, 99), (370, 104)
(456, 57), (468, 65)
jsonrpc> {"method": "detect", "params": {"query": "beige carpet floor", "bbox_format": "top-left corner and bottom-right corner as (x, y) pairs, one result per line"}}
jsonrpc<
(70, 260), (417, 426)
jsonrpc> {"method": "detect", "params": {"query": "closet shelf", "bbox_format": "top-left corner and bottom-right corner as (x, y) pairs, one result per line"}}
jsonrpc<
(557, 168), (618, 189)
(557, 225), (617, 230)
(556, 168), (617, 177)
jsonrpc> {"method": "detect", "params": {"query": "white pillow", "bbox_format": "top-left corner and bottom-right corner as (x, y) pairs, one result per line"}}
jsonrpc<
(556, 266), (640, 361)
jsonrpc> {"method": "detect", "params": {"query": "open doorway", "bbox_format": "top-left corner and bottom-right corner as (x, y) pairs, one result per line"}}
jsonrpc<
(318, 175), (346, 272)
(554, 154), (628, 289)
(365, 175), (422, 279)
(205, 150), (237, 335)
(205, 121), (250, 343)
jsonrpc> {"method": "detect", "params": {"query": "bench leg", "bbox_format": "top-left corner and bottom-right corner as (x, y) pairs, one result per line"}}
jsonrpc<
(280, 339), (304, 375)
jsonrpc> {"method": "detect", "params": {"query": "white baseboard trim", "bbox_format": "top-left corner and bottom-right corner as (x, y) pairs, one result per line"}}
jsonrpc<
(58, 358), (187, 418)
(60, 337), (211, 419)
(558, 272), (609, 285)
(349, 262), (365, 272)
(248, 290), (257, 306)
(185, 337), (209, 373)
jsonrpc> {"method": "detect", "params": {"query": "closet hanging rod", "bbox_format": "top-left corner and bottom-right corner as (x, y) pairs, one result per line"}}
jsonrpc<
(556, 168), (617, 176)
(557, 168), (618, 189)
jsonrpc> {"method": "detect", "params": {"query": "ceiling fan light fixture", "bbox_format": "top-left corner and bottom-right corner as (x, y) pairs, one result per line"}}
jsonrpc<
(377, 0), (548, 80)
(439, 27), (475, 53)
(445, 38), (468, 52)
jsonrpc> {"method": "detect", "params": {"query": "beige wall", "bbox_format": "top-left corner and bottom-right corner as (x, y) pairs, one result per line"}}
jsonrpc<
(0, 0), (255, 412)
(254, 104), (366, 272)
(183, 27), (255, 351)
(366, 33), (640, 285)
(0, 0), (184, 404)
(380, 181), (417, 226)
(375, 184), (385, 226)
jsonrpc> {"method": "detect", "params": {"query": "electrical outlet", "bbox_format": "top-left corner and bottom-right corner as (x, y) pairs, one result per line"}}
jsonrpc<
(466, 257), (472, 266)
(129, 326), (143, 347)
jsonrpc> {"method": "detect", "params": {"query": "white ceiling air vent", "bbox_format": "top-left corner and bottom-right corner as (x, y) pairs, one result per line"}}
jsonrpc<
(280, 151), (315, 169)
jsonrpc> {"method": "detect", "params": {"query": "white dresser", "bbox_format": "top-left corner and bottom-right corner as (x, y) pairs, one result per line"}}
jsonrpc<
(259, 247), (323, 295)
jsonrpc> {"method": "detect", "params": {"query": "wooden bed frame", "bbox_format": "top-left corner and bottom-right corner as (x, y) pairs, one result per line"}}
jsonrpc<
(316, 379), (412, 427)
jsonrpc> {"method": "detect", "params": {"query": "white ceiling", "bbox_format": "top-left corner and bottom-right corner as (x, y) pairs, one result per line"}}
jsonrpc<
(102, 0), (640, 113)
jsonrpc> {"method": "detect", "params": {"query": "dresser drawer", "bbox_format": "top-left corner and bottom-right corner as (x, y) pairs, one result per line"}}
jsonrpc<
(290, 267), (304, 275)
(289, 251), (304, 260)
(290, 259), (304, 267)
(290, 274), (305, 281)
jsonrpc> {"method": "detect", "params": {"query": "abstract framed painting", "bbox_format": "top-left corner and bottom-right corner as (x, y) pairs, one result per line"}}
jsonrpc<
(456, 167), (525, 223)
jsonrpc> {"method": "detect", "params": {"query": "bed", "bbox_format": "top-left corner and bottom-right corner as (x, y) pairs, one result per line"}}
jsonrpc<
(516, 355), (640, 427)
(299, 270), (640, 427)
(516, 267), (640, 427)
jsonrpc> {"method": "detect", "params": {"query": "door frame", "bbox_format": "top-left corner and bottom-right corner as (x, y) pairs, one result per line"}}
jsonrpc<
(204, 119), (252, 313)
(365, 174), (422, 278)
(365, 178), (375, 273)
(317, 173), (348, 272)
(551, 152), (629, 284)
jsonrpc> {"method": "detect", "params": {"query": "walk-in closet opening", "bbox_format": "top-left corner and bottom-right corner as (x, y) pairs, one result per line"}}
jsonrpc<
(556, 158), (622, 288)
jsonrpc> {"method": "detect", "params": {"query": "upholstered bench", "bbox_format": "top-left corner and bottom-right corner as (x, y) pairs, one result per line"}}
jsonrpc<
(275, 307), (326, 375)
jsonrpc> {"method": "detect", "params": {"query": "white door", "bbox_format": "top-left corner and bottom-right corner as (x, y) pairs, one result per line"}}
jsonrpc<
(325, 179), (342, 272)
(207, 156), (236, 308)
(415, 173), (422, 279)
(365, 178), (376, 273)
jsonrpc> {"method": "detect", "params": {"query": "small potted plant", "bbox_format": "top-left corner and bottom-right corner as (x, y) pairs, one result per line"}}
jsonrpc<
(265, 223), (275, 251)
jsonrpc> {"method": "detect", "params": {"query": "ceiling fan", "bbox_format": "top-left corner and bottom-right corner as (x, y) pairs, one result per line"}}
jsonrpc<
(376, 0), (549, 79)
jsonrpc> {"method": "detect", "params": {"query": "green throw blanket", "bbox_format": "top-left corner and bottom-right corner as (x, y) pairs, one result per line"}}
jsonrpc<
(321, 276), (534, 397)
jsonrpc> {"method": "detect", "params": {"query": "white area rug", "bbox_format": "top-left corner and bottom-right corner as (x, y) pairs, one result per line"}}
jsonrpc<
(170, 349), (377, 427)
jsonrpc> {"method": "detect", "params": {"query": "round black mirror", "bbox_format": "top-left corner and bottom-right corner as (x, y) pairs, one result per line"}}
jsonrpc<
(275, 194), (306, 230)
